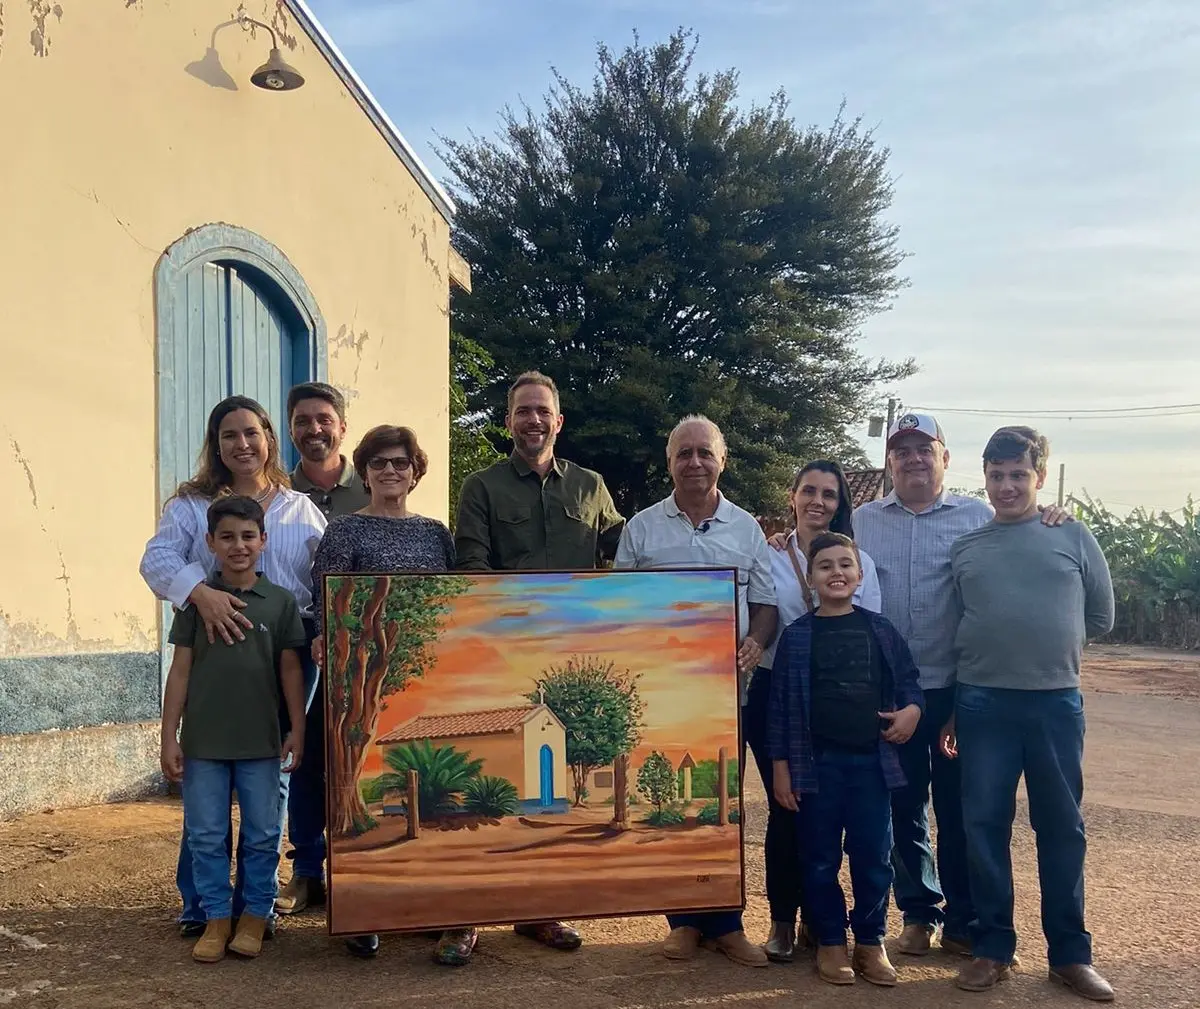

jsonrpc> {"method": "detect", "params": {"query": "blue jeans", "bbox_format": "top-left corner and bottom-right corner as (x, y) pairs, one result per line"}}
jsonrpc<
(284, 644), (326, 880)
(666, 911), (744, 939)
(182, 758), (284, 920)
(800, 749), (894, 947)
(176, 624), (321, 922)
(889, 685), (973, 938)
(957, 685), (1091, 967)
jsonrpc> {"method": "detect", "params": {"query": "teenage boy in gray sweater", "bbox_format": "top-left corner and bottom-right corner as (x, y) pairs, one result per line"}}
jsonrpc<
(944, 426), (1115, 1002)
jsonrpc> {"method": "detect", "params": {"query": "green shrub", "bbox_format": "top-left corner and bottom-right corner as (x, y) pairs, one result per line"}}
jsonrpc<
(646, 807), (686, 827)
(359, 776), (387, 804)
(678, 759), (740, 798)
(375, 740), (484, 819)
(697, 800), (741, 825)
(462, 775), (519, 817)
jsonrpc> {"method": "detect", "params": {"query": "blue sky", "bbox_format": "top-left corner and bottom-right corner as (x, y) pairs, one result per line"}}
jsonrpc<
(309, 0), (1200, 514)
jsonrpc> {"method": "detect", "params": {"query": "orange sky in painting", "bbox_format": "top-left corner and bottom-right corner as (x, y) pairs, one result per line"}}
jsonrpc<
(359, 572), (738, 775)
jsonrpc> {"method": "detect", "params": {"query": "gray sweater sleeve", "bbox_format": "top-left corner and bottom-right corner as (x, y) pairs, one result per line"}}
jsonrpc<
(1078, 523), (1115, 639)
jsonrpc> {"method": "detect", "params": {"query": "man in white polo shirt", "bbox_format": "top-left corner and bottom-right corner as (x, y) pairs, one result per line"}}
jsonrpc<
(615, 414), (778, 968)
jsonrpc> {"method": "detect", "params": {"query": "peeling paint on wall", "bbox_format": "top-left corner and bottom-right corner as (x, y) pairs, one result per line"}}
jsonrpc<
(1, 4), (7, 61)
(269, 0), (298, 51)
(0, 608), (156, 658)
(233, 2), (297, 51)
(331, 321), (371, 386)
(9, 437), (39, 509)
(28, 0), (61, 58)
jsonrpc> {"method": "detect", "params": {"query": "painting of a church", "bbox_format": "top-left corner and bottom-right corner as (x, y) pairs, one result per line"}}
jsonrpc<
(376, 704), (570, 814)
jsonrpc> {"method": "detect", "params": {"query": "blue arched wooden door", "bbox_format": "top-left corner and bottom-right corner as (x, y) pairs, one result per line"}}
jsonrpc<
(154, 225), (326, 683)
(162, 258), (311, 485)
(539, 744), (554, 807)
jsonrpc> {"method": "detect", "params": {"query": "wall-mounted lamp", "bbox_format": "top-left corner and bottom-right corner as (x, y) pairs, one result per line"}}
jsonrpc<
(240, 15), (305, 92)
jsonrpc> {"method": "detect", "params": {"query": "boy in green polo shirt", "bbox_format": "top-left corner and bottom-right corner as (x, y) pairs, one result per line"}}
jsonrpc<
(161, 496), (307, 964)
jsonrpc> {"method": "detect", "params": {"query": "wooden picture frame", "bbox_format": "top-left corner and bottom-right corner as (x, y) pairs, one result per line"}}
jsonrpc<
(321, 568), (745, 935)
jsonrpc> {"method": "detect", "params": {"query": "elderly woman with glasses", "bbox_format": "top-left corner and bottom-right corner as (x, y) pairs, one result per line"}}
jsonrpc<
(309, 424), (455, 960)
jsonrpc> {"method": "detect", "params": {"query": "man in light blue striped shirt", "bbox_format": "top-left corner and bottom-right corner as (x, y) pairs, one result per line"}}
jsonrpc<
(853, 412), (1067, 958)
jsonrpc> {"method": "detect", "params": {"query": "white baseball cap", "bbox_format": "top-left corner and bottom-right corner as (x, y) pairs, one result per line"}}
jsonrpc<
(887, 412), (946, 447)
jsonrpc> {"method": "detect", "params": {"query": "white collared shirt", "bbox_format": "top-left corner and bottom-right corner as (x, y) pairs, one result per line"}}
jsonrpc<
(614, 491), (777, 646)
(139, 488), (327, 617)
(760, 529), (883, 668)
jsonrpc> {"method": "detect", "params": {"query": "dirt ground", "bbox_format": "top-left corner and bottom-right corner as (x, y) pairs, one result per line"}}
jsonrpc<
(1, 643), (1198, 1008)
(330, 805), (742, 933)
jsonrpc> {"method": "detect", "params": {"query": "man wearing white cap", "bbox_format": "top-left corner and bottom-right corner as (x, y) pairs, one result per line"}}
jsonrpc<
(852, 412), (1068, 958)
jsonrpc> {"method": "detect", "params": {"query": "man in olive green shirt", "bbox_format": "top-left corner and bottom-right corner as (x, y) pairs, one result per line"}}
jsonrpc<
(454, 373), (625, 570)
(287, 382), (370, 518)
(444, 371), (624, 967)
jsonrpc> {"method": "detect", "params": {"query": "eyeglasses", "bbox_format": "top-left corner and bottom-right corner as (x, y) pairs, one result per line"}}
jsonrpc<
(367, 456), (412, 472)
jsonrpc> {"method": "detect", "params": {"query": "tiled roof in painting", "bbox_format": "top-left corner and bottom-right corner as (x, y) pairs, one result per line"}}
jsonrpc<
(376, 706), (540, 745)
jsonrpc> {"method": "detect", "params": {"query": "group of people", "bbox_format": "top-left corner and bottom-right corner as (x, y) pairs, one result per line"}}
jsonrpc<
(141, 372), (1116, 1003)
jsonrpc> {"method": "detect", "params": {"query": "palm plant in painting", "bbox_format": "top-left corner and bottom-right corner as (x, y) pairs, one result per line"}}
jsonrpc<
(463, 775), (520, 817)
(375, 741), (484, 821)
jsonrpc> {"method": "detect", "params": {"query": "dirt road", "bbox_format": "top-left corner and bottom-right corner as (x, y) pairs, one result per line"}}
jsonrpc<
(1, 644), (1197, 1008)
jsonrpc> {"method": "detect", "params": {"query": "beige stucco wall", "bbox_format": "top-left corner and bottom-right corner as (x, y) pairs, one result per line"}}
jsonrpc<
(522, 712), (568, 802)
(0, 0), (450, 659)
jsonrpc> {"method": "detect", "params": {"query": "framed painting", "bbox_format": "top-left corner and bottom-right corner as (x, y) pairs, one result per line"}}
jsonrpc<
(321, 568), (744, 936)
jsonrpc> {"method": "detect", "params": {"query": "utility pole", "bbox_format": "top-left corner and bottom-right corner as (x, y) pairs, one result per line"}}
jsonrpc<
(882, 398), (897, 494)
(1057, 463), (1065, 508)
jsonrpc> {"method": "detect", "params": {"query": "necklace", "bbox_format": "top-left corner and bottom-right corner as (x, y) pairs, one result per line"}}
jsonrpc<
(251, 484), (274, 504)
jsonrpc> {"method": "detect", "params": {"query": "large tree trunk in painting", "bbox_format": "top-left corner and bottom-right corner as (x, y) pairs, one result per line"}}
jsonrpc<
(611, 754), (630, 831)
(328, 577), (393, 837)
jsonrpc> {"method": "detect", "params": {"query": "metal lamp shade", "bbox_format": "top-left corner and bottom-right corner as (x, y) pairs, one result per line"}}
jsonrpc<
(251, 48), (305, 91)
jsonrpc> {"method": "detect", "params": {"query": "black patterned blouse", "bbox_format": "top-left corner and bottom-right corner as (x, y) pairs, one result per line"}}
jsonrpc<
(311, 513), (456, 632)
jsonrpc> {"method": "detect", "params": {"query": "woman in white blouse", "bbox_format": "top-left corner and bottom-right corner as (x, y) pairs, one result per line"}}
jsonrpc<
(140, 395), (326, 938)
(745, 460), (881, 963)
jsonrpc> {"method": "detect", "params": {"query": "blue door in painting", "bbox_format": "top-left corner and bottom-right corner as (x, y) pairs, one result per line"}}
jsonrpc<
(539, 745), (554, 807)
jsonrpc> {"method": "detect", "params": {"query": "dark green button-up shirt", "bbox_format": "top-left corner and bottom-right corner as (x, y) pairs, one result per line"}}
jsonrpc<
(290, 456), (370, 518)
(454, 453), (625, 571)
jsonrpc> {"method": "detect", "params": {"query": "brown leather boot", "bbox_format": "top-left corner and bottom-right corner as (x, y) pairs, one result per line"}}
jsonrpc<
(228, 914), (267, 958)
(817, 944), (856, 985)
(853, 943), (898, 986)
(957, 957), (1011, 991)
(191, 918), (231, 963)
(1049, 964), (1115, 1002)
(274, 876), (325, 915)
(663, 926), (701, 960)
(896, 922), (935, 955)
(711, 931), (768, 967)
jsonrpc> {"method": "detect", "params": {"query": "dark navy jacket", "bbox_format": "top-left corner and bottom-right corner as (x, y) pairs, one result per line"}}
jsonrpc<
(767, 606), (925, 795)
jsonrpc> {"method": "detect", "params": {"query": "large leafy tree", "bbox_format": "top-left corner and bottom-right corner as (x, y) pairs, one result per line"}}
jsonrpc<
(449, 331), (504, 528)
(442, 30), (913, 515)
(527, 655), (644, 806)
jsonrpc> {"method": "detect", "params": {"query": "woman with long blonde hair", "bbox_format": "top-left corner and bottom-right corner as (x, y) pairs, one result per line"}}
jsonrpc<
(140, 394), (326, 938)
